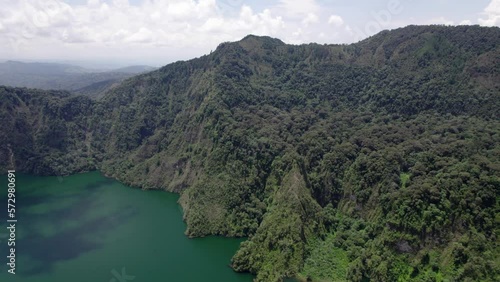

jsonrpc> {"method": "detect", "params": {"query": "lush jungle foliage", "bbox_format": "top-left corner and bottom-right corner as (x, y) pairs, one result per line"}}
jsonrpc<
(1, 25), (499, 281)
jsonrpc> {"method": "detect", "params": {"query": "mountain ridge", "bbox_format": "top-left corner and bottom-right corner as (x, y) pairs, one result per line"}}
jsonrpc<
(1, 25), (499, 281)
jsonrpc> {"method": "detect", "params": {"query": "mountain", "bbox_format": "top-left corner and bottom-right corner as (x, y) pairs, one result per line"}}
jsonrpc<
(112, 65), (158, 74)
(0, 60), (89, 74)
(0, 61), (156, 98)
(1, 25), (499, 281)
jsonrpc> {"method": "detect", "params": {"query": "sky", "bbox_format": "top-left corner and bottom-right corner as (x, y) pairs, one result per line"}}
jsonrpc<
(0, 0), (499, 68)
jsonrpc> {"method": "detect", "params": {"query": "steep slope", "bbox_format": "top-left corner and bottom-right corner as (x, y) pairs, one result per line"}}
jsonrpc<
(1, 25), (499, 281)
(0, 87), (94, 174)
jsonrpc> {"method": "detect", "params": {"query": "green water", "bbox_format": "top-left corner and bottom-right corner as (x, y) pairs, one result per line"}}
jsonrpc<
(0, 172), (254, 282)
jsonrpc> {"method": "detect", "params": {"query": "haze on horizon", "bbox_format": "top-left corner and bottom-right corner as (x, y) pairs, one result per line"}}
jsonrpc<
(0, 0), (499, 68)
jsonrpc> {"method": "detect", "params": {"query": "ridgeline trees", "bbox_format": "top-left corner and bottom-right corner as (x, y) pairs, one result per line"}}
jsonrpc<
(1, 25), (499, 281)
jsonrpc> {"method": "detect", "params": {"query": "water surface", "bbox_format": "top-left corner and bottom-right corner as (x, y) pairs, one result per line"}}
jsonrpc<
(0, 172), (254, 282)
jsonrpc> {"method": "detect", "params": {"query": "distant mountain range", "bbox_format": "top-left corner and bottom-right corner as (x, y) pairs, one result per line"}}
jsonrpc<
(0, 60), (156, 98)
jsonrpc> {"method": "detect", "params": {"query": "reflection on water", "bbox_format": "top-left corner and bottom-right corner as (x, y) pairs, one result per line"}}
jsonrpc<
(0, 172), (254, 282)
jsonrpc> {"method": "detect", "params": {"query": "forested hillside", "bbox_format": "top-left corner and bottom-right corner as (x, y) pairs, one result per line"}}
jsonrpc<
(1, 25), (499, 281)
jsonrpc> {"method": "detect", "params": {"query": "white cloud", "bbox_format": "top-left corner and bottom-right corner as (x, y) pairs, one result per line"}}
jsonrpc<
(328, 15), (344, 27)
(63, 26), (94, 43)
(291, 28), (303, 40)
(0, 0), (287, 56)
(479, 0), (500, 26)
(125, 27), (153, 43)
(200, 17), (226, 32)
(87, 0), (100, 8)
(276, 0), (320, 18)
(459, 19), (472, 25)
(426, 17), (454, 25)
(302, 13), (319, 26)
(1, 0), (497, 65)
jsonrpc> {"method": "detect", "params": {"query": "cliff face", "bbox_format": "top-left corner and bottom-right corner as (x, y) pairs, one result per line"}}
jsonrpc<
(1, 25), (499, 281)
(0, 87), (94, 174)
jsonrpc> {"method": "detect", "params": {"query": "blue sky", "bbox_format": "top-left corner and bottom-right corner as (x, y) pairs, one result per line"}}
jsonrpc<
(0, 0), (498, 67)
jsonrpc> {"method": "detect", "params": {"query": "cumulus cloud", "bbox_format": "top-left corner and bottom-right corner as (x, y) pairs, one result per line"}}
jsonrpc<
(302, 13), (319, 26)
(1, 0), (498, 65)
(427, 17), (454, 25)
(125, 27), (154, 43)
(459, 19), (472, 25)
(479, 0), (500, 26)
(328, 15), (344, 27)
(0, 0), (286, 52)
(276, 0), (320, 18)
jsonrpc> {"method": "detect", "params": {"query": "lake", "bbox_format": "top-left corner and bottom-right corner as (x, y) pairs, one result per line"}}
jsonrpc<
(0, 171), (254, 282)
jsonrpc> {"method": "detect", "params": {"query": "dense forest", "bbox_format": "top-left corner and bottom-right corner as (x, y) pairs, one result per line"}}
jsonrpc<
(0, 25), (499, 281)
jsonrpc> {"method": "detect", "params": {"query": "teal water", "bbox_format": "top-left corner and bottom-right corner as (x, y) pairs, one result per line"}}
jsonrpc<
(0, 172), (254, 282)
